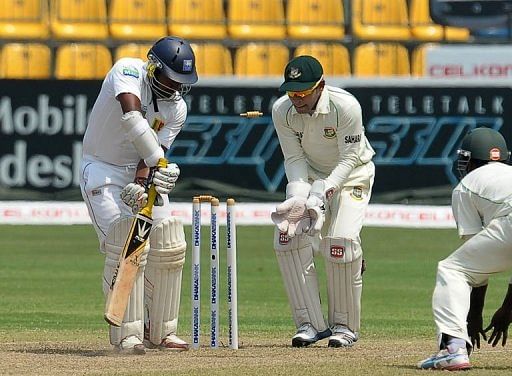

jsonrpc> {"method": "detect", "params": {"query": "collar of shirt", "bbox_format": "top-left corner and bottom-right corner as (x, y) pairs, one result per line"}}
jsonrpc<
(291, 86), (330, 118)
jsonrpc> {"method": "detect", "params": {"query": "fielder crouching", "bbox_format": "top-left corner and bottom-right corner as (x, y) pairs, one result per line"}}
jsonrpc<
(418, 128), (512, 370)
(79, 36), (197, 354)
(271, 56), (375, 348)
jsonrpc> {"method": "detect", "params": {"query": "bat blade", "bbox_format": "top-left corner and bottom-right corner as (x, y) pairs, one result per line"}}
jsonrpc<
(104, 158), (167, 327)
(104, 212), (153, 326)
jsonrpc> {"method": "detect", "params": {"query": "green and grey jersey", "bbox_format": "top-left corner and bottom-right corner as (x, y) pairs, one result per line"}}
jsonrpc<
(272, 85), (375, 189)
(452, 162), (512, 236)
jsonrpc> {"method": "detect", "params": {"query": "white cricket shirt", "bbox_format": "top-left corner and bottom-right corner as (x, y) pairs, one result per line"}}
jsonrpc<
(272, 86), (375, 188)
(452, 162), (512, 236)
(83, 58), (187, 167)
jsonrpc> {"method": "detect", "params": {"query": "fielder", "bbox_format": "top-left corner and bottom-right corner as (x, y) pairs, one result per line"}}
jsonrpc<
(79, 36), (197, 354)
(419, 127), (512, 370)
(271, 56), (375, 347)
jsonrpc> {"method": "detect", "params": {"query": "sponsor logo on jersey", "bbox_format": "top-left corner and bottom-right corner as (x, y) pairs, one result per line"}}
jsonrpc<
(122, 66), (140, 78)
(330, 246), (345, 258)
(279, 232), (289, 245)
(151, 118), (164, 132)
(350, 186), (364, 201)
(183, 59), (193, 72)
(91, 188), (102, 196)
(490, 148), (501, 161)
(344, 134), (361, 144)
(323, 127), (336, 139)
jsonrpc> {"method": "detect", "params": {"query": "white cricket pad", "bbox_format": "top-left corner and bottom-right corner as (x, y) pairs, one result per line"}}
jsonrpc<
(104, 216), (148, 345)
(273, 228), (327, 332)
(321, 237), (362, 333)
(120, 111), (164, 167)
(145, 217), (187, 345)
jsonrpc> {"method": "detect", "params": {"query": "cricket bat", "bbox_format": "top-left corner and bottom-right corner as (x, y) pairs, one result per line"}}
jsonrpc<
(104, 158), (167, 327)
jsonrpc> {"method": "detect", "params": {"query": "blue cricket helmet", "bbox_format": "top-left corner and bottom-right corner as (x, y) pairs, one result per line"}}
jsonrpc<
(148, 36), (198, 84)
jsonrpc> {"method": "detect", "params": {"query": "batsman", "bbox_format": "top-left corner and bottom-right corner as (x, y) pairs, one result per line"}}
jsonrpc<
(271, 56), (375, 347)
(79, 37), (197, 354)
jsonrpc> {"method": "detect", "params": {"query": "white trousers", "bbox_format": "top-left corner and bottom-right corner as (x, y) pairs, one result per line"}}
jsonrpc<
(323, 184), (372, 240)
(433, 215), (512, 345)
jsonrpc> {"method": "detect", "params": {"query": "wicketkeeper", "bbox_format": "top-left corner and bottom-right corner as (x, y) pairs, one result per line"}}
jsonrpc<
(271, 56), (375, 347)
(79, 36), (197, 354)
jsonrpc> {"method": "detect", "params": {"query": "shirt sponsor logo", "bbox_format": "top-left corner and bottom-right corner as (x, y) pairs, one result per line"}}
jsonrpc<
(330, 246), (345, 258)
(122, 66), (139, 78)
(490, 148), (501, 161)
(323, 127), (336, 139)
(344, 134), (361, 144)
(183, 59), (193, 72)
(350, 186), (364, 201)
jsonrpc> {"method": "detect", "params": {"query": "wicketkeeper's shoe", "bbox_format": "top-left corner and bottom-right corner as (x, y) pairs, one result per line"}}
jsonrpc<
(328, 324), (358, 348)
(417, 347), (471, 371)
(292, 323), (331, 347)
(115, 335), (146, 355)
(144, 334), (189, 351)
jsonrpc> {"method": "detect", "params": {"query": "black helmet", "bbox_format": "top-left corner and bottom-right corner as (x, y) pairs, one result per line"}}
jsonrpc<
(147, 36), (198, 100)
(457, 127), (509, 177)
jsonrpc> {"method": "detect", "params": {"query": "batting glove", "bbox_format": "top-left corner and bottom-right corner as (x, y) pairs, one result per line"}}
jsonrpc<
(153, 163), (180, 195)
(121, 183), (149, 214)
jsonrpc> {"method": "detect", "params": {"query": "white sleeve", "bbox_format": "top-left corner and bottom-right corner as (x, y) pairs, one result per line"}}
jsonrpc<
(111, 60), (143, 100)
(272, 102), (309, 182)
(452, 185), (483, 237)
(326, 102), (365, 188)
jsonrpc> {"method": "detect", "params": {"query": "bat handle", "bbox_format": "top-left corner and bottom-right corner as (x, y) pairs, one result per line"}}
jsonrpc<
(140, 158), (167, 218)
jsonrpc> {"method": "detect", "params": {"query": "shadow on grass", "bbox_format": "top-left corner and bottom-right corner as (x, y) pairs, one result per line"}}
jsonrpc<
(10, 347), (109, 357)
(391, 364), (512, 371)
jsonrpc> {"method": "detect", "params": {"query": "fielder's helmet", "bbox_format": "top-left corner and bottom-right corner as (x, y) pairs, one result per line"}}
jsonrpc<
(147, 36), (198, 100)
(457, 127), (510, 177)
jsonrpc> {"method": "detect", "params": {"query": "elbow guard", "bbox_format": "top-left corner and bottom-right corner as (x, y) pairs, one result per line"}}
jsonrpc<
(120, 111), (164, 167)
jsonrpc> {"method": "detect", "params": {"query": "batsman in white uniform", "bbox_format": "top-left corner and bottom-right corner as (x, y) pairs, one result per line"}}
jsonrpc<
(271, 56), (375, 347)
(80, 36), (197, 354)
(419, 127), (512, 370)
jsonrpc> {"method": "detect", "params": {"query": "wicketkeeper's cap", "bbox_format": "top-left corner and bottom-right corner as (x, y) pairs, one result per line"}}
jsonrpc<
(279, 55), (323, 92)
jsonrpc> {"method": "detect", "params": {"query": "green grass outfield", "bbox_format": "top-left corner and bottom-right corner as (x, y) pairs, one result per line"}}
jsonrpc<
(1, 225), (512, 375)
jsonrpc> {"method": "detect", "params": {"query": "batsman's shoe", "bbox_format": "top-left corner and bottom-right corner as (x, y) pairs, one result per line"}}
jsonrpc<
(328, 324), (358, 348)
(292, 323), (331, 348)
(144, 334), (189, 351)
(115, 335), (146, 355)
(417, 347), (471, 371)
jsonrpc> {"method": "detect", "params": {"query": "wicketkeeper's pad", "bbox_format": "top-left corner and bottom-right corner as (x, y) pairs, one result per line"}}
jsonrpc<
(321, 236), (362, 333)
(274, 228), (328, 332)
